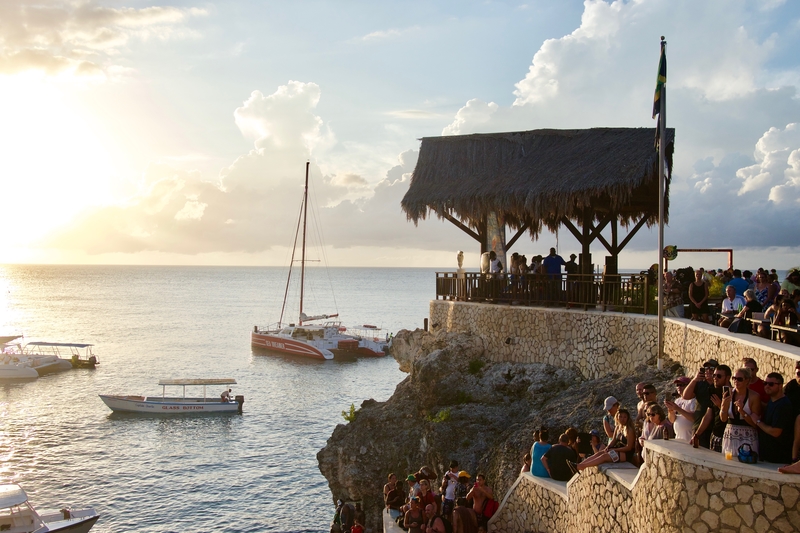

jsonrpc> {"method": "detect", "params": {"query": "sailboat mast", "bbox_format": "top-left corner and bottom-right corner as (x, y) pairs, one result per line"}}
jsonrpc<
(299, 161), (309, 326)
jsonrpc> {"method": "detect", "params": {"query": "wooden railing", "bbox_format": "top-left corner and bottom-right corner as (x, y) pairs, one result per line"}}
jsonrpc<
(435, 272), (651, 314)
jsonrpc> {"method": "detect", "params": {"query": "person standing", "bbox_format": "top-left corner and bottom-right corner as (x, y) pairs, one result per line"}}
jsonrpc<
(466, 474), (493, 529)
(720, 367), (762, 458)
(663, 271), (684, 318)
(688, 269), (710, 322)
(665, 377), (696, 442)
(440, 461), (459, 519)
(602, 397), (619, 442)
(754, 373), (795, 464)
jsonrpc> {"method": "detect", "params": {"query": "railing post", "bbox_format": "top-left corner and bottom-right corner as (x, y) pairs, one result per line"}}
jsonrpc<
(644, 276), (650, 315)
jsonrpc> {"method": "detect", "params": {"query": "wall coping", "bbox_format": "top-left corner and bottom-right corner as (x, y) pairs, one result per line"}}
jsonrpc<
(670, 317), (800, 362)
(597, 463), (639, 490)
(432, 300), (800, 363)
(644, 439), (800, 483)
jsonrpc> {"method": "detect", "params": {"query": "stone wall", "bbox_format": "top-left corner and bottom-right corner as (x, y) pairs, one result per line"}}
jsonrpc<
(429, 301), (800, 380)
(489, 440), (800, 533)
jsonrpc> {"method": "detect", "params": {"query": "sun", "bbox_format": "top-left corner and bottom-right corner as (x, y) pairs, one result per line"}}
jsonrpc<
(0, 74), (116, 261)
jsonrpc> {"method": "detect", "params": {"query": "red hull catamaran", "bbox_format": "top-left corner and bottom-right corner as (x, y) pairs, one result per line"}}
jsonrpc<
(251, 163), (388, 360)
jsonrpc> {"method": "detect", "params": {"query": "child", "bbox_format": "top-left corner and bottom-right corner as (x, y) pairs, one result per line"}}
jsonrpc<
(521, 452), (532, 473)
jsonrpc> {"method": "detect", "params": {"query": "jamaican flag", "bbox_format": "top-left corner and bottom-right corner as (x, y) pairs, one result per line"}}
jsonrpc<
(652, 41), (666, 119)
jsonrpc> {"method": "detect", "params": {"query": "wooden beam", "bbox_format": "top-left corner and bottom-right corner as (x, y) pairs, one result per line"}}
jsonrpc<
(436, 209), (482, 242)
(596, 232), (614, 254)
(587, 216), (611, 243)
(506, 223), (530, 249)
(617, 216), (649, 251)
(561, 217), (584, 243)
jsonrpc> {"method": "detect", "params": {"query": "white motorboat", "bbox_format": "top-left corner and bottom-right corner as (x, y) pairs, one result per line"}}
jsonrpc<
(251, 163), (389, 360)
(0, 336), (38, 381)
(99, 378), (244, 414)
(23, 342), (98, 369)
(0, 483), (99, 532)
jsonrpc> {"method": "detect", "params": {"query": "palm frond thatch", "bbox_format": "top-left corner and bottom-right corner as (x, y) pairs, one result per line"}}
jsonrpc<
(401, 127), (674, 237)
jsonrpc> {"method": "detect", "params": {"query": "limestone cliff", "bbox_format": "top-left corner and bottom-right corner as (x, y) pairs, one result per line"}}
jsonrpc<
(317, 329), (680, 531)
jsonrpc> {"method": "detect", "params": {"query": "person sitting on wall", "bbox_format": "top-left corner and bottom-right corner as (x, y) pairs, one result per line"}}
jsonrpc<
(575, 409), (636, 472)
(541, 433), (579, 481)
(602, 396), (619, 443)
(530, 428), (551, 478)
(718, 285), (746, 328)
(385, 480), (407, 519)
(520, 452), (532, 474)
(754, 372), (795, 464)
(639, 404), (675, 462)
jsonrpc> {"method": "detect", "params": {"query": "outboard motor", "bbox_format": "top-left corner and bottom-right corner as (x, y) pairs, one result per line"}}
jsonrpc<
(235, 395), (245, 413)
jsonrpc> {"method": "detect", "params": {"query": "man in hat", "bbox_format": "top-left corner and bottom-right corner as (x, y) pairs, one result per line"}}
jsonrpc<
(564, 253), (579, 305)
(665, 377), (696, 441)
(602, 396), (619, 442)
(440, 460), (459, 519)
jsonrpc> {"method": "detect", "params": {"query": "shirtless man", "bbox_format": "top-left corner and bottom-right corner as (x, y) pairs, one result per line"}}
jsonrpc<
(220, 388), (231, 402)
(424, 504), (446, 533)
(466, 474), (493, 528)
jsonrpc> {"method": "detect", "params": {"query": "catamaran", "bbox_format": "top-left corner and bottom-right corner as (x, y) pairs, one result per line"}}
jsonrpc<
(251, 163), (388, 360)
(99, 378), (244, 414)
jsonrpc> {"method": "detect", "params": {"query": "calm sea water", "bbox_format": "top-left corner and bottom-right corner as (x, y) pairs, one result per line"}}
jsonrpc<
(0, 266), (434, 532)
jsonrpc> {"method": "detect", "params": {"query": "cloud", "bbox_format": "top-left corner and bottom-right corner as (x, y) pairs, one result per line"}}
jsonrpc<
(0, 0), (206, 78)
(436, 0), (800, 252)
(357, 26), (420, 42)
(47, 83), (437, 255)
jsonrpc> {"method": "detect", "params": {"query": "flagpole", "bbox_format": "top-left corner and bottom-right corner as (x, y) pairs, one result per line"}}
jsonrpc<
(657, 36), (667, 370)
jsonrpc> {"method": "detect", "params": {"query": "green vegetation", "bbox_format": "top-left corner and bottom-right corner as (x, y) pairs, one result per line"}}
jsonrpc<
(426, 408), (451, 423)
(341, 403), (358, 423)
(467, 359), (485, 375)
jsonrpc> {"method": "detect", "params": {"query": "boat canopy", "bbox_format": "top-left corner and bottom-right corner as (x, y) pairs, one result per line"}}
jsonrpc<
(0, 484), (28, 508)
(24, 342), (93, 348)
(0, 335), (23, 345)
(158, 378), (237, 386)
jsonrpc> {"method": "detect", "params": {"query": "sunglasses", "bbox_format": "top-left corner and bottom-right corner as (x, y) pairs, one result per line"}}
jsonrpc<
(646, 413), (658, 417)
(763, 381), (781, 387)
(732, 376), (746, 382)
(713, 374), (725, 378)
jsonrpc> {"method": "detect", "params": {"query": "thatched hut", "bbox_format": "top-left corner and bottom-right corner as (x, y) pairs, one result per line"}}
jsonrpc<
(401, 127), (675, 273)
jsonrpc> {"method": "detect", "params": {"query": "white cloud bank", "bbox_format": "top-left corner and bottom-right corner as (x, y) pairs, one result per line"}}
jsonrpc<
(0, 0), (206, 79)
(43, 0), (800, 265)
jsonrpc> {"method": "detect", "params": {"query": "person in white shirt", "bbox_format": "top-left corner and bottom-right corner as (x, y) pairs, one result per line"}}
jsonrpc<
(664, 377), (697, 441)
(718, 285), (746, 328)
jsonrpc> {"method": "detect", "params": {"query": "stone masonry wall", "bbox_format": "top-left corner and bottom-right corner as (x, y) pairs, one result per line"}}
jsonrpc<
(429, 301), (800, 380)
(489, 441), (800, 533)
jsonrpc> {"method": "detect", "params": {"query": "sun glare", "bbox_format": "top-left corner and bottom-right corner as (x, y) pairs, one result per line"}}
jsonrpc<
(0, 74), (116, 260)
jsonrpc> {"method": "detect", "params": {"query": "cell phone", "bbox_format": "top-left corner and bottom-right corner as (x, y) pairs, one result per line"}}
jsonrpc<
(723, 386), (730, 396)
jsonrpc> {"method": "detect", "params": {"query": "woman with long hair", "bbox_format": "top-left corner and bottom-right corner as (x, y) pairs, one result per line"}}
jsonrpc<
(720, 367), (762, 459)
(576, 409), (636, 471)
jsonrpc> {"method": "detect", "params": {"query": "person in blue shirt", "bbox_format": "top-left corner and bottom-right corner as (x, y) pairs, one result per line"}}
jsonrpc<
(727, 269), (749, 296)
(530, 428), (552, 478)
(542, 248), (566, 278)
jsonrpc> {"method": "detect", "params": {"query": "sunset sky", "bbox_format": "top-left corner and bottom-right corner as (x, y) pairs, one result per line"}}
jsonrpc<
(1, 0), (799, 269)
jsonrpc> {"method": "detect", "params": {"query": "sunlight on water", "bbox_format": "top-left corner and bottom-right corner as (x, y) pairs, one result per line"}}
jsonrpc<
(0, 266), (433, 532)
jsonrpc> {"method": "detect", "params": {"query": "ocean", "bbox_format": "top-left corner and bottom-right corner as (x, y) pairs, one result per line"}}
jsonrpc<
(0, 265), (434, 532)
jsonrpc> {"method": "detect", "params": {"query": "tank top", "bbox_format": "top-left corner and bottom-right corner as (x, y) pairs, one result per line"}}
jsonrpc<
(727, 390), (753, 426)
(690, 282), (706, 304)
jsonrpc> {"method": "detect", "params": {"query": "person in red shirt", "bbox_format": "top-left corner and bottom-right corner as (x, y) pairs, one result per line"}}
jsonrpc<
(743, 358), (769, 405)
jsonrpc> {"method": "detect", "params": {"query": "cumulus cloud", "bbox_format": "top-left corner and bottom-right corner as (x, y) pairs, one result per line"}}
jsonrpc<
(48, 83), (437, 255)
(437, 0), (800, 252)
(0, 0), (206, 78)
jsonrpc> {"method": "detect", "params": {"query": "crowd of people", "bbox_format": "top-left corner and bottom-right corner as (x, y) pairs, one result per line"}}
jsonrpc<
(525, 357), (800, 484)
(663, 267), (800, 345)
(371, 461), (499, 533)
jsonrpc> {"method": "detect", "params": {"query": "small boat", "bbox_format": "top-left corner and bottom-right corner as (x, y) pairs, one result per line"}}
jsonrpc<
(23, 342), (98, 369)
(0, 483), (99, 532)
(99, 378), (244, 414)
(251, 163), (389, 360)
(0, 336), (40, 381)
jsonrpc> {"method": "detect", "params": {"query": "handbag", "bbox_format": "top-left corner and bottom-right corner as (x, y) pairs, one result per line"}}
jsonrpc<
(727, 317), (744, 333)
(737, 443), (758, 464)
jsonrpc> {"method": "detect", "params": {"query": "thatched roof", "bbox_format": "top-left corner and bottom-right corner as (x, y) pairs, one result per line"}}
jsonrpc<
(401, 127), (674, 236)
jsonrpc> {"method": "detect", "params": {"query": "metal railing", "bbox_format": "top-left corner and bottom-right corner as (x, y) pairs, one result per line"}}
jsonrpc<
(435, 272), (651, 314)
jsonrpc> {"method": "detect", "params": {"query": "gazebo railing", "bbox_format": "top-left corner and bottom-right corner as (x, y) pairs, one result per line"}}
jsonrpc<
(435, 272), (651, 314)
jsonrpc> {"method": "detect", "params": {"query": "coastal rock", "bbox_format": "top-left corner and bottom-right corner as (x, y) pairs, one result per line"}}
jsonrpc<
(317, 329), (677, 531)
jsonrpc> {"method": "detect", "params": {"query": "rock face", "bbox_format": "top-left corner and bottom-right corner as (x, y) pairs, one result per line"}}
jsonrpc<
(317, 329), (678, 532)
